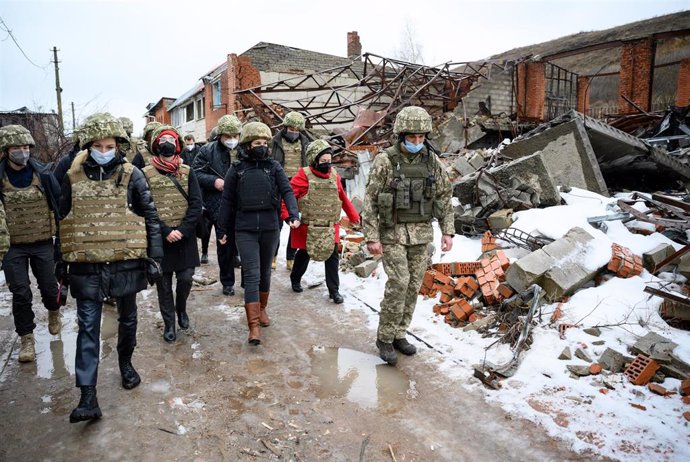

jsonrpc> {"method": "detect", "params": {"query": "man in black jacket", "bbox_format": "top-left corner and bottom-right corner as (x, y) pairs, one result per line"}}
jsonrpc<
(0, 124), (62, 363)
(269, 111), (311, 270)
(182, 134), (200, 166)
(58, 113), (163, 423)
(192, 114), (242, 295)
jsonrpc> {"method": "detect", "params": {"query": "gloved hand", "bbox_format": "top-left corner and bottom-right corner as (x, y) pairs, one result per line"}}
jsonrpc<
(55, 260), (68, 282)
(146, 258), (163, 285)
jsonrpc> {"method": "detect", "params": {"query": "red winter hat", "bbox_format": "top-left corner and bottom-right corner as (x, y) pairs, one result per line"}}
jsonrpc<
(155, 129), (181, 154)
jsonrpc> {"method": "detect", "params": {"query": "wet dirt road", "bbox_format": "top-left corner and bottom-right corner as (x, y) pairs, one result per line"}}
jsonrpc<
(0, 248), (596, 461)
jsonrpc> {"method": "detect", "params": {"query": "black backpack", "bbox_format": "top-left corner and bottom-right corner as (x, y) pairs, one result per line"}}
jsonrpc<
(235, 161), (279, 212)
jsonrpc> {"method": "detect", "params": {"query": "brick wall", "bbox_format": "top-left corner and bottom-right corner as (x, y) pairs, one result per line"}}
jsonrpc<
(618, 38), (655, 114)
(152, 103), (171, 125)
(516, 62), (546, 121)
(460, 63), (514, 117)
(577, 76), (591, 114)
(347, 31), (361, 60)
(676, 58), (690, 106)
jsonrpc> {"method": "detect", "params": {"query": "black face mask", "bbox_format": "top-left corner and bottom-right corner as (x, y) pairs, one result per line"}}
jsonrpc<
(283, 131), (299, 142)
(315, 162), (331, 173)
(158, 142), (176, 157)
(249, 145), (269, 160)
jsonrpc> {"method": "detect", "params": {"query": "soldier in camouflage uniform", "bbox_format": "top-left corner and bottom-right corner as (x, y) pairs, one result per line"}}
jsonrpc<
(362, 106), (455, 365)
(270, 112), (312, 270)
(0, 201), (10, 260)
(0, 124), (62, 363)
(131, 121), (162, 169)
(58, 113), (163, 422)
(280, 139), (360, 304)
(143, 125), (202, 343)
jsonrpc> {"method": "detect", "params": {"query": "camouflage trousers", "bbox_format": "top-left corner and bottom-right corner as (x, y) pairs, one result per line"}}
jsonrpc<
(377, 243), (428, 343)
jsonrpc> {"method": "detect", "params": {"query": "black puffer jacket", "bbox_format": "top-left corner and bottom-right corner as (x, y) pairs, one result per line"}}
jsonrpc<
(52, 143), (80, 185)
(192, 140), (235, 223)
(217, 147), (299, 239)
(270, 129), (311, 170)
(58, 152), (164, 301)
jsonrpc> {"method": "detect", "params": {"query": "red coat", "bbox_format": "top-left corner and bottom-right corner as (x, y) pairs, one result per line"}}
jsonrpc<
(280, 166), (360, 250)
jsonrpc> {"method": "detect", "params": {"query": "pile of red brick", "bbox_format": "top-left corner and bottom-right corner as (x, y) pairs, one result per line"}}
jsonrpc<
(420, 246), (513, 327)
(607, 243), (643, 278)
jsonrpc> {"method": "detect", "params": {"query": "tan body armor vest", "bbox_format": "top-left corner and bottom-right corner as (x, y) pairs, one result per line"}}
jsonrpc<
(142, 164), (190, 228)
(2, 173), (54, 245)
(282, 139), (302, 178)
(60, 151), (148, 263)
(299, 168), (341, 261)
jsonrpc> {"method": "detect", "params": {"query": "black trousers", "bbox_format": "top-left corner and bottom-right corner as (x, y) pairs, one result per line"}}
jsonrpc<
(291, 246), (340, 295)
(213, 222), (238, 288)
(3, 240), (59, 336)
(155, 267), (194, 323)
(275, 221), (297, 260)
(236, 230), (279, 303)
(75, 293), (138, 387)
(200, 218), (213, 255)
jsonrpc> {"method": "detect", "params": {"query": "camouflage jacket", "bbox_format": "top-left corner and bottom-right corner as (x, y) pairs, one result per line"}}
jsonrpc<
(362, 143), (454, 245)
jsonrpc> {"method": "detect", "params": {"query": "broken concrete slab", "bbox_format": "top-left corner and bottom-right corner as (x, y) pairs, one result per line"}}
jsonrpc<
(575, 348), (593, 363)
(567, 365), (592, 377)
(462, 313), (497, 332)
(542, 264), (592, 300)
(500, 116), (608, 195)
(489, 152), (561, 206)
(354, 260), (379, 278)
(347, 251), (368, 268)
(505, 248), (555, 294)
(583, 327), (602, 337)
(643, 243), (675, 272)
(678, 253), (690, 280)
(558, 347), (572, 360)
(454, 156), (477, 177)
(632, 332), (678, 364)
(598, 348), (634, 373)
(487, 209), (513, 231)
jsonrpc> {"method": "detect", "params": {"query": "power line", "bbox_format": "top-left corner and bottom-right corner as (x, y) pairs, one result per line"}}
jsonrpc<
(0, 14), (48, 69)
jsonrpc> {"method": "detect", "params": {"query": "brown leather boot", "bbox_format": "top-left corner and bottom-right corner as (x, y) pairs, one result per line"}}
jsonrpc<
(259, 291), (271, 327)
(245, 302), (262, 345)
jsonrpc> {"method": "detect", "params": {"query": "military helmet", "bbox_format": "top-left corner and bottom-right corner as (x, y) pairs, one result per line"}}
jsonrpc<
(149, 124), (182, 153)
(209, 126), (219, 141)
(118, 117), (134, 135)
(0, 124), (35, 151)
(217, 114), (242, 137)
(79, 112), (129, 149)
(305, 139), (332, 165)
(143, 121), (163, 140)
(239, 122), (272, 145)
(393, 106), (433, 135)
(283, 112), (305, 131)
(71, 127), (81, 144)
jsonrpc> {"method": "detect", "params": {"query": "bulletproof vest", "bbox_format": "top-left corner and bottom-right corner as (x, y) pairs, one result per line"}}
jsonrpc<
(299, 168), (341, 226)
(2, 173), (54, 245)
(0, 202), (9, 257)
(236, 162), (278, 212)
(387, 147), (436, 223)
(60, 151), (148, 263)
(282, 139), (302, 178)
(143, 164), (190, 228)
(139, 141), (154, 166)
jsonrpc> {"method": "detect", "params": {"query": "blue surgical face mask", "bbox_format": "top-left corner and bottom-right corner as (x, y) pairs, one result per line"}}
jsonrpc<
(403, 140), (424, 154)
(90, 147), (116, 165)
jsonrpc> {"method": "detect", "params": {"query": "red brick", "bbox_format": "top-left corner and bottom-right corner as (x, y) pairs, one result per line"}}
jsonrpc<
(681, 378), (690, 396)
(677, 58), (690, 106)
(431, 263), (452, 276)
(481, 231), (497, 252)
(618, 38), (654, 114)
(559, 323), (577, 339)
(516, 62), (546, 121)
(577, 76), (591, 114)
(468, 313), (478, 323)
(624, 355), (661, 386)
(589, 364), (602, 375)
(432, 271), (453, 286)
(450, 303), (468, 322)
(648, 383), (673, 396)
(495, 250), (510, 270)
(682, 396), (690, 405)
(497, 283), (514, 299)
(450, 261), (482, 276)
(432, 304), (441, 315)
(630, 403), (647, 411)
(684, 412), (690, 422)
(551, 303), (564, 323)
(439, 305), (450, 315)
(439, 292), (452, 304)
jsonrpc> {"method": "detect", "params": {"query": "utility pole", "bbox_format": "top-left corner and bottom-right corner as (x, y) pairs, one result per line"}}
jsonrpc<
(51, 46), (64, 132)
(71, 102), (76, 132)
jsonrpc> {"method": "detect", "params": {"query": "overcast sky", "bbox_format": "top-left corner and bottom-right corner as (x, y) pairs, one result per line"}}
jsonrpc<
(0, 0), (687, 134)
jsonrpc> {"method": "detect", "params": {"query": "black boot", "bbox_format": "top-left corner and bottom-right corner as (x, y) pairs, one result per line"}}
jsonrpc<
(393, 338), (417, 356)
(157, 275), (176, 342)
(119, 357), (141, 390)
(291, 279), (303, 293)
(376, 340), (398, 366)
(176, 279), (193, 330)
(69, 386), (102, 423)
(329, 291), (344, 304)
(200, 253), (209, 264)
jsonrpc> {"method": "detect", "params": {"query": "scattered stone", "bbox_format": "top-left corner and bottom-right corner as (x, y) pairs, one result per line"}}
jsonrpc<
(630, 403), (647, 411)
(487, 209), (514, 231)
(462, 313), (496, 332)
(683, 412), (690, 421)
(599, 348), (634, 373)
(347, 251), (368, 268)
(682, 396), (690, 405)
(632, 332), (678, 364)
(583, 327), (601, 337)
(592, 340), (605, 346)
(558, 347), (572, 360)
(454, 156), (477, 177)
(354, 260), (379, 278)
(642, 243), (675, 272)
(567, 365), (592, 377)
(651, 372), (666, 383)
(648, 383), (673, 396)
(681, 378), (690, 396)
(589, 363), (603, 375)
(575, 348), (593, 363)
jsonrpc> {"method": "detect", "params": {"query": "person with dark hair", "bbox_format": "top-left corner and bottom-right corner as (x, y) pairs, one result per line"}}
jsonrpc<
(182, 134), (199, 166)
(58, 112), (163, 422)
(143, 126), (202, 343)
(218, 122), (300, 345)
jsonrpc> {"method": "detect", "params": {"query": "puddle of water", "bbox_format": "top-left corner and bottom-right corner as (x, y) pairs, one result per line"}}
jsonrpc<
(33, 305), (119, 379)
(308, 346), (411, 413)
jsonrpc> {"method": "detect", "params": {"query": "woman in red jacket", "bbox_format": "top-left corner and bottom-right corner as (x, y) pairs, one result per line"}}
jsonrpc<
(281, 140), (360, 304)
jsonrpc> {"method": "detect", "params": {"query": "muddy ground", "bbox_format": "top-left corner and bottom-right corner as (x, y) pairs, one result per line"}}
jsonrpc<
(0, 243), (600, 461)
